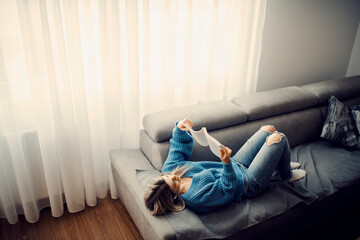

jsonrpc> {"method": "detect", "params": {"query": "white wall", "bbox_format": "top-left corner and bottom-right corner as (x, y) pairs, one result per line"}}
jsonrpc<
(346, 23), (360, 77)
(257, 0), (360, 92)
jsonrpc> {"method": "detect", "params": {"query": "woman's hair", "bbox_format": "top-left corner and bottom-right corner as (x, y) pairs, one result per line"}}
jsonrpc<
(144, 165), (191, 215)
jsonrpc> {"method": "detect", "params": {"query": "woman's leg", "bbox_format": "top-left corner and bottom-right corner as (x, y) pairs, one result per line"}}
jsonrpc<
(274, 134), (293, 180)
(246, 132), (292, 190)
(231, 125), (276, 168)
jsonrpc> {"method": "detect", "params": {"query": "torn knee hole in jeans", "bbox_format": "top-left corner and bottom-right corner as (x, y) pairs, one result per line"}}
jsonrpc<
(260, 125), (276, 133)
(266, 133), (282, 146)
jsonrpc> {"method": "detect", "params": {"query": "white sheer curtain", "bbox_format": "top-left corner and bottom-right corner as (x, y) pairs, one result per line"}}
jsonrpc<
(0, 0), (267, 224)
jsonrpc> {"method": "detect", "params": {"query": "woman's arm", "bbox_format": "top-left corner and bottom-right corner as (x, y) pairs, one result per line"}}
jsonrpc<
(220, 145), (232, 164)
(186, 162), (238, 213)
(185, 145), (236, 213)
(162, 118), (194, 172)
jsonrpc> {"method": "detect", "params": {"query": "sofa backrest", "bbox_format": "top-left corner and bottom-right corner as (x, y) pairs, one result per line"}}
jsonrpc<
(141, 75), (360, 171)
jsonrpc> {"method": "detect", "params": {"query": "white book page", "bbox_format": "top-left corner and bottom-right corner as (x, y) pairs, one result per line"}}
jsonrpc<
(188, 127), (223, 158)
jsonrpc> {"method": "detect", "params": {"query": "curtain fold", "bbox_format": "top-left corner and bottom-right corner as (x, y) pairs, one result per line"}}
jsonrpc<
(0, 0), (267, 224)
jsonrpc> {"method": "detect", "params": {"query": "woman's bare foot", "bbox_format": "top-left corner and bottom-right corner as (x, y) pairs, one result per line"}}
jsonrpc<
(287, 169), (306, 182)
(290, 162), (301, 170)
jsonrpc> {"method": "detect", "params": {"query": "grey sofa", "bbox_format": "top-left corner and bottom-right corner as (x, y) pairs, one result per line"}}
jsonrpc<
(110, 76), (360, 240)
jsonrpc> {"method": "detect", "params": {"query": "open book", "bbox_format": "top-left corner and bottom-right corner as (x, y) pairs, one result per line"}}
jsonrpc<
(185, 125), (223, 158)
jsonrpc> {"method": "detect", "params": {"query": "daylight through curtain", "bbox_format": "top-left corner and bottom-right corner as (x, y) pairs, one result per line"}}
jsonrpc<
(0, 0), (267, 223)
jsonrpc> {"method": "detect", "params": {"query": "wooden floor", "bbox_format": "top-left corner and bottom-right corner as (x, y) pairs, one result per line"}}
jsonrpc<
(0, 195), (143, 240)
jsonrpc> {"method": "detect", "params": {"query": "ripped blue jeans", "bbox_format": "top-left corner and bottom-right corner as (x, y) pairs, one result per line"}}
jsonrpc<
(231, 127), (292, 198)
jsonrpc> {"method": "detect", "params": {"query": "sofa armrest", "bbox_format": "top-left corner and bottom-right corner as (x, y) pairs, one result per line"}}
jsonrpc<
(110, 149), (176, 240)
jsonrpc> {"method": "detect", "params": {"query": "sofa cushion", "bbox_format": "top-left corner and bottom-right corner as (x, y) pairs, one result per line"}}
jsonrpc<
(231, 86), (318, 121)
(321, 96), (360, 149)
(112, 140), (360, 240)
(143, 100), (247, 142)
(301, 75), (360, 105)
(134, 140), (360, 240)
(135, 167), (317, 240)
(141, 108), (323, 171)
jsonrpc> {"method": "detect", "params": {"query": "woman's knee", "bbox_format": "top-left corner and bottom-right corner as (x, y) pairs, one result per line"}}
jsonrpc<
(266, 132), (282, 146)
(260, 125), (276, 133)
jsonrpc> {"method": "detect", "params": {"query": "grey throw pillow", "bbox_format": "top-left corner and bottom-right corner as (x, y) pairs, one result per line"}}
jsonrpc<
(320, 95), (360, 149)
(351, 105), (360, 136)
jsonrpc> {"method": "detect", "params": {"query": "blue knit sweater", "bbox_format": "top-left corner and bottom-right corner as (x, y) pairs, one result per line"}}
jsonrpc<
(162, 126), (244, 213)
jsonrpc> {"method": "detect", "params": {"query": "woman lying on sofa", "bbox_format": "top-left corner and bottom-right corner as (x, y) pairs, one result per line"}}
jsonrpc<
(144, 118), (306, 215)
